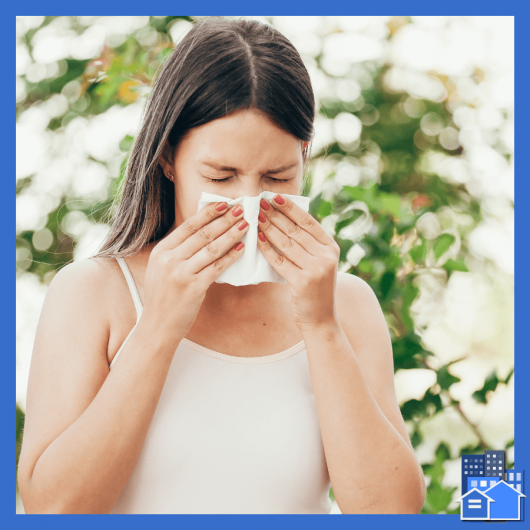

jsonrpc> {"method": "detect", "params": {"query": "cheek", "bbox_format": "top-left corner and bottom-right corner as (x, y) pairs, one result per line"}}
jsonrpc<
(173, 181), (202, 220)
(289, 173), (304, 193)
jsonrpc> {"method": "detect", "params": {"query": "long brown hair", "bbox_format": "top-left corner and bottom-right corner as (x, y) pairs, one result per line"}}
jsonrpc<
(91, 17), (315, 261)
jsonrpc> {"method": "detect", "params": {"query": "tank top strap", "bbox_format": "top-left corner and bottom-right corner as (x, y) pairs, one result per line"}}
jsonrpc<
(116, 257), (144, 323)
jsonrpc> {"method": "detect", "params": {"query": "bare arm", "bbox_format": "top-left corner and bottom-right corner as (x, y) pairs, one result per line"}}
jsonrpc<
(303, 273), (426, 514)
(17, 201), (249, 514)
(17, 259), (182, 514)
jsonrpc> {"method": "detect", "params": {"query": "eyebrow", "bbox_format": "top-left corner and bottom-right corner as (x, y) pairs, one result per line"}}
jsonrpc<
(200, 161), (299, 174)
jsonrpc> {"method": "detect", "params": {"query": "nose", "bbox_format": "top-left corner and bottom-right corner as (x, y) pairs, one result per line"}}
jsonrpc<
(234, 174), (266, 198)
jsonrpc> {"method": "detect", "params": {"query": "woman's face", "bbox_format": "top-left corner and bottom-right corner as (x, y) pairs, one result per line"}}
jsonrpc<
(161, 108), (308, 228)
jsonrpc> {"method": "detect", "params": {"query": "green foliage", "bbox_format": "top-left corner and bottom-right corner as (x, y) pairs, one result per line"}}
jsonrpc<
(401, 390), (444, 422)
(410, 240), (427, 264)
(15, 16), (511, 515)
(473, 369), (514, 404)
(16, 405), (25, 494)
(443, 258), (468, 274)
(422, 443), (459, 514)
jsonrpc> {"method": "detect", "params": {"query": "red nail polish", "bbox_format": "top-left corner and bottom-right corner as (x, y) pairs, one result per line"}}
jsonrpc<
(274, 194), (285, 205)
(260, 199), (270, 211)
(258, 231), (266, 242)
(235, 242), (244, 251)
(238, 220), (248, 231)
(215, 202), (227, 212)
(258, 211), (266, 223)
(232, 207), (243, 217)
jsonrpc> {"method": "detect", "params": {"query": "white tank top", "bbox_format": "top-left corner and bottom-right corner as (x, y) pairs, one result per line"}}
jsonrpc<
(108, 257), (332, 514)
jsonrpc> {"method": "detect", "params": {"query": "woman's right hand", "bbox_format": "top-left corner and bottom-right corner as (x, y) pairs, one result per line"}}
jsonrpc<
(141, 202), (249, 343)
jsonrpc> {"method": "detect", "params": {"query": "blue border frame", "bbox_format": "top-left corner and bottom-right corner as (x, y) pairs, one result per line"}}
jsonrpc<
(10, 5), (526, 528)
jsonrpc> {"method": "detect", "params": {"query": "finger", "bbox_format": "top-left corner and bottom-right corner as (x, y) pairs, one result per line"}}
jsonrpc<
(256, 228), (300, 283)
(197, 238), (246, 284)
(187, 217), (249, 272)
(157, 201), (242, 252)
(171, 204), (245, 259)
(259, 198), (322, 256)
(257, 208), (314, 270)
(266, 194), (336, 248)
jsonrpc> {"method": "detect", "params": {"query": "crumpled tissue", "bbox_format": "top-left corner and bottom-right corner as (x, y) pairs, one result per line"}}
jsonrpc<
(196, 191), (311, 286)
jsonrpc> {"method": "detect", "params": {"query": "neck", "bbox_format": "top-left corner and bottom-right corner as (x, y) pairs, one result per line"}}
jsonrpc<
(201, 280), (290, 322)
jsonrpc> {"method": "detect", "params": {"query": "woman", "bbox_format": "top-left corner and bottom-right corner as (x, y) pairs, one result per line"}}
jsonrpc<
(17, 17), (425, 514)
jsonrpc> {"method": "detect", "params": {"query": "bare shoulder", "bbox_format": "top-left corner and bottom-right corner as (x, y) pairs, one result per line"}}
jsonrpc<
(336, 270), (378, 299)
(52, 256), (127, 310)
(35, 257), (122, 362)
(335, 271), (385, 332)
(335, 270), (394, 379)
(52, 256), (117, 289)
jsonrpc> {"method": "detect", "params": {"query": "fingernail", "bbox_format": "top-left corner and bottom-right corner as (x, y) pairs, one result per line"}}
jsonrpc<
(260, 199), (270, 211)
(232, 207), (243, 217)
(215, 202), (227, 212)
(258, 231), (266, 242)
(235, 242), (244, 251)
(274, 194), (285, 205)
(238, 220), (248, 231)
(258, 211), (266, 223)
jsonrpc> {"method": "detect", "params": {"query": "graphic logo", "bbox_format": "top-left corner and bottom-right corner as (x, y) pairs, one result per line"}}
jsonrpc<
(456, 450), (525, 521)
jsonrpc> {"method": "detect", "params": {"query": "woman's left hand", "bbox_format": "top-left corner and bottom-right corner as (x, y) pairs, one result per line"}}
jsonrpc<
(257, 194), (341, 332)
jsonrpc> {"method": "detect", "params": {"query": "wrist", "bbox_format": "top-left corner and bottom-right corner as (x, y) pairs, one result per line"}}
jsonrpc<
(136, 314), (187, 353)
(297, 317), (342, 338)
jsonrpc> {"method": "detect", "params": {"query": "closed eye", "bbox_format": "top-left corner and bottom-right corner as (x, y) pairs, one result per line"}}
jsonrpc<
(205, 176), (290, 184)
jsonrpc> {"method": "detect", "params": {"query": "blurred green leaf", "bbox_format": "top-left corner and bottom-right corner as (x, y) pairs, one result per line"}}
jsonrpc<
(410, 240), (427, 264)
(119, 135), (134, 152)
(437, 361), (462, 391)
(401, 282), (419, 330)
(379, 193), (401, 218)
(317, 199), (332, 218)
(16, 404), (25, 493)
(401, 390), (444, 422)
(380, 271), (395, 300)
(421, 443), (458, 514)
(433, 233), (455, 260)
(472, 371), (500, 404)
(504, 367), (514, 385)
(443, 258), (468, 273)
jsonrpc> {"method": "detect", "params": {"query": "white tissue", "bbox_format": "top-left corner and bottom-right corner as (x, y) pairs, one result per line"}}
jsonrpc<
(197, 191), (311, 286)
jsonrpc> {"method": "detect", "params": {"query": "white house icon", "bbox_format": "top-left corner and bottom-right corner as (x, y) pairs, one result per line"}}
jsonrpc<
(456, 487), (495, 520)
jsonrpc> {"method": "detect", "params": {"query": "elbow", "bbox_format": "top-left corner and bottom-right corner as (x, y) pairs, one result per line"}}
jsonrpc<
(19, 488), (67, 514)
(393, 450), (426, 514)
(395, 462), (425, 514)
(403, 487), (425, 514)
(17, 464), (33, 514)
(338, 487), (425, 514)
(400, 467), (426, 514)
(389, 478), (426, 514)
(416, 469), (427, 513)
(338, 464), (426, 514)
(17, 463), (65, 514)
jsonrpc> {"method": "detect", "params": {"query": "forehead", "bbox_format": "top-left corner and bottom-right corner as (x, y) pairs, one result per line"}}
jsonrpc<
(190, 108), (292, 142)
(183, 109), (302, 172)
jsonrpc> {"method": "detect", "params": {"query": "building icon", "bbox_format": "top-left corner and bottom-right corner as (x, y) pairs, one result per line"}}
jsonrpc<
(506, 470), (525, 520)
(457, 488), (494, 520)
(467, 477), (500, 494)
(485, 449), (506, 478)
(506, 469), (524, 493)
(459, 451), (525, 521)
(461, 453), (486, 495)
